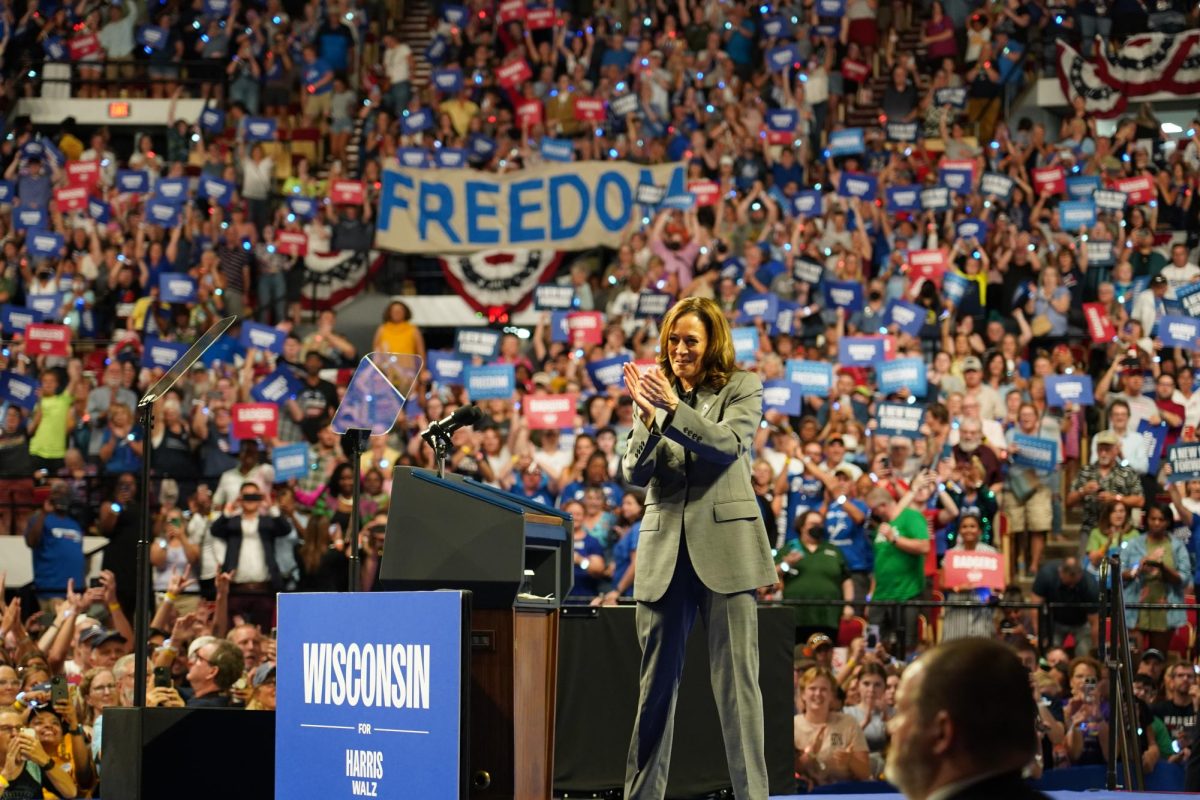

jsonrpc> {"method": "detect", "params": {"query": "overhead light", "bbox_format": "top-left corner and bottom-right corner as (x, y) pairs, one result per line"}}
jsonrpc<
(1161, 122), (1183, 134)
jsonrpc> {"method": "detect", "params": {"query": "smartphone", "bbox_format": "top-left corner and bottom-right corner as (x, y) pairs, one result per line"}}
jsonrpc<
(269, 627), (278, 640)
(50, 675), (68, 705)
(153, 666), (171, 689)
(89, 577), (104, 589)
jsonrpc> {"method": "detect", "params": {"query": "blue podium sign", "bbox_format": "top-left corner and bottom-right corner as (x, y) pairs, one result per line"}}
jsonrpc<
(276, 591), (468, 799)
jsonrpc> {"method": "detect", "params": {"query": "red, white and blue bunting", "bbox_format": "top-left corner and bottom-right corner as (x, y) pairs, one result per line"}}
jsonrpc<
(1057, 31), (1200, 118)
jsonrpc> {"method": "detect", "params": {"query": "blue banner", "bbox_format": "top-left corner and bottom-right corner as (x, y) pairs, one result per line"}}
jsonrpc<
(765, 43), (800, 72)
(1086, 240), (1115, 268)
(534, 285), (575, 310)
(250, 366), (303, 405)
(939, 166), (973, 195)
(886, 185), (922, 213)
(792, 190), (823, 217)
(244, 117), (277, 141)
(1158, 314), (1200, 350)
(198, 176), (236, 205)
(469, 135), (496, 159)
(761, 16), (787, 37)
(1177, 282), (1200, 318)
(762, 379), (801, 415)
(878, 358), (927, 396)
(0, 181), (13, 204)
(1059, 199), (1097, 231)
(732, 327), (759, 363)
(738, 293), (779, 322)
(1066, 175), (1100, 198)
(145, 199), (182, 229)
(26, 230), (63, 259)
(885, 122), (918, 142)
(1012, 434), (1058, 472)
(942, 272), (970, 306)
(934, 87), (967, 108)
(159, 273), (197, 304)
(828, 128), (865, 157)
(427, 351), (468, 385)
(540, 138), (574, 163)
(87, 198), (110, 224)
(431, 68), (463, 93)
(636, 292), (672, 318)
(1168, 443), (1200, 483)
(1, 305), (44, 332)
(401, 109), (434, 135)
(787, 359), (834, 396)
(772, 300), (801, 336)
(817, 0), (845, 15)
(142, 336), (188, 370)
(980, 172), (1015, 199)
(199, 107), (225, 132)
(920, 186), (951, 211)
(766, 109), (798, 131)
(272, 442), (310, 482)
(1045, 374), (1095, 407)
(275, 592), (466, 800)
(956, 218), (988, 241)
(1139, 419), (1168, 475)
(240, 321), (287, 354)
(876, 402), (925, 437)
(884, 299), (925, 336)
(839, 336), (885, 366)
(442, 3), (468, 24)
(837, 172), (877, 200)
(154, 177), (189, 204)
(823, 280), (864, 312)
(13, 207), (47, 231)
(0, 372), (38, 410)
(587, 355), (626, 389)
(455, 329), (501, 359)
(116, 170), (149, 194)
(288, 196), (318, 221)
(27, 294), (60, 317)
(434, 149), (468, 169)
(465, 364), (515, 400)
(137, 25), (168, 50)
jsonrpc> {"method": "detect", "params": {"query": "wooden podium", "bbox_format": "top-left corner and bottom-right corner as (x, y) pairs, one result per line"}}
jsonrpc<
(382, 467), (572, 799)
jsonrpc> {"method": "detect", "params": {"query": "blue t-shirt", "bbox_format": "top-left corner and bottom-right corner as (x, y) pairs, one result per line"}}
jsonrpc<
(611, 522), (640, 595)
(825, 498), (873, 572)
(558, 480), (623, 510)
(101, 426), (143, 474)
(303, 59), (333, 95)
(570, 534), (606, 597)
(30, 512), (85, 597)
(513, 485), (556, 508)
(785, 462), (825, 532)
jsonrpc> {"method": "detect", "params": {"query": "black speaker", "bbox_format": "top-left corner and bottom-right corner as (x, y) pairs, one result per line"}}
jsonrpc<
(101, 708), (274, 799)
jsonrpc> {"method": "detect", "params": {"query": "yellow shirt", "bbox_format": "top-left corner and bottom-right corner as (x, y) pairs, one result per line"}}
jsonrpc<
(439, 98), (480, 137)
(375, 320), (420, 355)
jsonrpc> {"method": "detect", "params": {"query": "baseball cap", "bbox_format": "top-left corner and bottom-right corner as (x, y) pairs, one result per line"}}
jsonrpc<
(962, 356), (983, 372)
(1094, 430), (1120, 447)
(833, 464), (856, 478)
(1140, 648), (1165, 663)
(804, 633), (833, 655)
(252, 663), (277, 687)
(1151, 274), (1169, 286)
(81, 627), (127, 647)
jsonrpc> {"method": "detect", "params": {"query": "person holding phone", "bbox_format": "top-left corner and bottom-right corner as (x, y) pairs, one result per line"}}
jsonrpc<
(211, 483), (290, 626)
(0, 709), (77, 798)
(619, 297), (777, 799)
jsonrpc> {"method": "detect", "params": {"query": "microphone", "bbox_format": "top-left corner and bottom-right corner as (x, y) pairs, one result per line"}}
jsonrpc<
(421, 404), (484, 445)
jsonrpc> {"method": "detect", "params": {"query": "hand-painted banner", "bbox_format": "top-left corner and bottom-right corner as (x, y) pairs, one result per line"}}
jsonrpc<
(377, 162), (685, 253)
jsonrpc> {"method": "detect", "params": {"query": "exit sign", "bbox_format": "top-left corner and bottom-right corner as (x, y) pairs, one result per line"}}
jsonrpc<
(107, 101), (130, 119)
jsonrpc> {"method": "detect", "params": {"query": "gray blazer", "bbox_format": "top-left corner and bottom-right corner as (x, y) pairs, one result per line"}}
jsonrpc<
(622, 370), (778, 602)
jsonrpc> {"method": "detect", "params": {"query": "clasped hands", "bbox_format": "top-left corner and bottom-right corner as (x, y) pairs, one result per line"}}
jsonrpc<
(623, 363), (680, 426)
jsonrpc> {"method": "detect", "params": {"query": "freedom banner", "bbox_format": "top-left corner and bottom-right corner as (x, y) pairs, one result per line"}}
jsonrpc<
(1158, 314), (1200, 350)
(524, 393), (577, 429)
(378, 162), (685, 253)
(250, 367), (303, 405)
(1083, 302), (1117, 342)
(876, 403), (924, 437)
(1011, 434), (1058, 472)
(1045, 374), (1094, 407)
(877, 358), (927, 396)
(762, 379), (801, 416)
(465, 364), (515, 400)
(1139, 419), (1168, 474)
(25, 323), (71, 356)
(942, 550), (1004, 591)
(272, 442), (310, 482)
(232, 403), (279, 440)
(787, 359), (833, 396)
(1167, 443), (1200, 483)
(455, 329), (501, 358)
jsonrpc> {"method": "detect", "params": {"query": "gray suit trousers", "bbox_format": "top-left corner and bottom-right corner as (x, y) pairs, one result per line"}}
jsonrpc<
(624, 536), (769, 800)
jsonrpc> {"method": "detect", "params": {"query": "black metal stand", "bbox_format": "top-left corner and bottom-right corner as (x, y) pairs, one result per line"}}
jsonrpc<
(1099, 553), (1144, 791)
(341, 428), (372, 592)
(424, 427), (452, 479)
(132, 401), (154, 711)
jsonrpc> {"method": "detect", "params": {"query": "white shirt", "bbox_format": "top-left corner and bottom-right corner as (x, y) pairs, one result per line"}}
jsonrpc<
(235, 515), (270, 583)
(212, 464), (276, 509)
(188, 513), (222, 581)
(1160, 262), (1200, 299)
(1090, 427), (1151, 475)
(384, 43), (412, 84)
(1131, 289), (1165, 336)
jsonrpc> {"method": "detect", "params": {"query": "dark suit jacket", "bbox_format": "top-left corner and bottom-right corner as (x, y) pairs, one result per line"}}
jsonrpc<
(210, 514), (290, 589)
(621, 370), (777, 602)
(943, 770), (1052, 800)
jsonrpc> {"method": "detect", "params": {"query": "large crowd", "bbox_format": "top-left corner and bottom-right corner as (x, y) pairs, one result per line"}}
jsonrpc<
(2, 0), (1200, 793)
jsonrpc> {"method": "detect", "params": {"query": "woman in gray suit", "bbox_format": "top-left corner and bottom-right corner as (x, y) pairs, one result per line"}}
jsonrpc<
(620, 296), (778, 800)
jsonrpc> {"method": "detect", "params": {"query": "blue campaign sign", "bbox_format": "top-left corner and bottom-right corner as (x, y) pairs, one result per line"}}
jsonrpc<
(427, 350), (468, 385)
(401, 109), (434, 135)
(956, 218), (988, 241)
(732, 326), (759, 363)
(939, 166), (973, 195)
(146, 199), (182, 228)
(942, 272), (970, 306)
(116, 170), (149, 194)
(738, 293), (778, 322)
(828, 128), (865, 157)
(766, 109), (798, 131)
(1094, 189), (1127, 212)
(434, 148), (468, 169)
(1066, 175), (1100, 198)
(432, 68), (463, 93)
(244, 115), (279, 140)
(1167, 443), (1200, 483)
(469, 134), (497, 159)
(159, 273), (198, 304)
(1058, 199), (1096, 231)
(275, 591), (466, 800)
(0, 181), (13, 204)
(27, 294), (60, 317)
(980, 172), (1015, 199)
(27, 230), (63, 259)
(661, 192), (696, 210)
(884, 298), (925, 336)
(885, 122), (918, 142)
(837, 172), (877, 200)
(1177, 282), (1200, 318)
(200, 107), (225, 132)
(587, 355), (626, 389)
(443, 3), (468, 24)
(772, 300), (801, 336)
(13, 207), (47, 231)
(1122, 276), (1149, 314)
(1012, 434), (1058, 472)
(272, 442), (310, 482)
(920, 186), (951, 211)
(154, 177), (189, 204)
(137, 25), (168, 50)
(240, 321), (287, 354)
(761, 16), (787, 37)
(198, 176), (236, 205)
(534, 285), (575, 311)
(1045, 374), (1094, 407)
(793, 258), (824, 286)
(765, 43), (800, 72)
(549, 312), (570, 344)
(1138, 419), (1167, 475)
(934, 87), (967, 108)
(142, 336), (188, 370)
(540, 138), (574, 163)
(1, 305), (44, 332)
(839, 336), (885, 366)
(455, 329), (501, 359)
(0, 372), (38, 410)
(823, 280), (864, 312)
(87, 199), (110, 224)
(466, 363), (515, 400)
(1158, 314), (1200, 350)
(886, 185), (922, 213)
(636, 292), (672, 318)
(876, 403), (925, 437)
(251, 366), (303, 405)
(762, 379), (801, 415)
(817, 0), (845, 15)
(877, 358), (927, 396)
(288, 196), (318, 220)
(792, 190), (823, 217)
(787, 359), (834, 396)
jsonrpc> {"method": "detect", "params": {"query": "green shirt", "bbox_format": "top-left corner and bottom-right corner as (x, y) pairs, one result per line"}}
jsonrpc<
(29, 391), (73, 459)
(872, 507), (928, 602)
(776, 538), (848, 630)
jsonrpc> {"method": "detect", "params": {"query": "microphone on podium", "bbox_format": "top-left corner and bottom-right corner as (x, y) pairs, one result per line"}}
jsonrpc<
(421, 404), (484, 446)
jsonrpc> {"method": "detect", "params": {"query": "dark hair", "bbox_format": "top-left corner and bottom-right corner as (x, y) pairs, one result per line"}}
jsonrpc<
(383, 301), (412, 323)
(207, 640), (245, 691)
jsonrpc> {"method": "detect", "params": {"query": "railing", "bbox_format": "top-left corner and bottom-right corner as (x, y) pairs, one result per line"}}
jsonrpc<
(8, 57), (231, 96)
